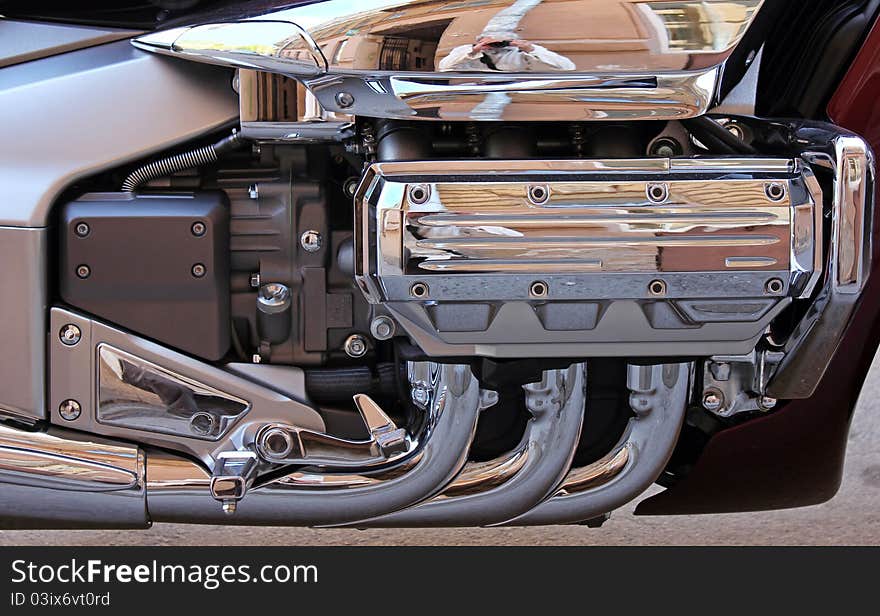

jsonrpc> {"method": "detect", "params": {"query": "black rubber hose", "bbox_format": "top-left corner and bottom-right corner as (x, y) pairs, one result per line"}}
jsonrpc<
(305, 364), (398, 404)
(121, 130), (245, 191)
(681, 116), (757, 155)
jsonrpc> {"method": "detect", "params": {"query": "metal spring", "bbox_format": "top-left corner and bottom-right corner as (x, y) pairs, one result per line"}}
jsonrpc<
(121, 144), (218, 192)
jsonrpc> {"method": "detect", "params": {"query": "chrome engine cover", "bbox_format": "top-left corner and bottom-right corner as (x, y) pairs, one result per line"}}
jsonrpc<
(355, 158), (822, 357)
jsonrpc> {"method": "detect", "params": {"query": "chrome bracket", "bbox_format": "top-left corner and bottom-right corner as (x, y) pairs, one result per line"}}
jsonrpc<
(210, 450), (258, 515)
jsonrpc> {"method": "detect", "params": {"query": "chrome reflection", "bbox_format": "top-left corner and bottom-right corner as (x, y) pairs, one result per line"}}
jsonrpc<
(97, 344), (250, 441)
(133, 0), (766, 122)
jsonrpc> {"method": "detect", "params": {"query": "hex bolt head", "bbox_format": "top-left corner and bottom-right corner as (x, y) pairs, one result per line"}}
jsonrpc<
(335, 91), (355, 108)
(300, 230), (323, 253)
(74, 222), (90, 237)
(191, 221), (207, 237)
(344, 334), (368, 358)
(370, 316), (396, 340)
(76, 264), (91, 279)
(192, 263), (207, 278)
(58, 399), (82, 421)
(344, 177), (359, 198)
(702, 390), (725, 412)
(59, 324), (82, 346)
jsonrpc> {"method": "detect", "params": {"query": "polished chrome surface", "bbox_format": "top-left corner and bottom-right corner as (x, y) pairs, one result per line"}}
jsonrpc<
(509, 362), (691, 525)
(146, 362), (484, 526)
(767, 133), (874, 398)
(0, 423), (147, 529)
(357, 157), (816, 303)
(133, 0), (766, 121)
(358, 363), (586, 527)
(97, 344), (250, 441)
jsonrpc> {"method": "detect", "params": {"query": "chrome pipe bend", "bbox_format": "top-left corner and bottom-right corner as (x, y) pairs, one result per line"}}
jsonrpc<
(506, 362), (692, 526)
(353, 363), (587, 527)
(146, 362), (483, 526)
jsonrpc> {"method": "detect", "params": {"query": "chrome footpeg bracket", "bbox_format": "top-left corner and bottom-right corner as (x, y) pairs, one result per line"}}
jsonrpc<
(255, 393), (409, 467)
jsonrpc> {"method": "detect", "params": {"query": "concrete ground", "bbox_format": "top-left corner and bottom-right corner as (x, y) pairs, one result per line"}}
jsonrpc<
(3, 354), (879, 546)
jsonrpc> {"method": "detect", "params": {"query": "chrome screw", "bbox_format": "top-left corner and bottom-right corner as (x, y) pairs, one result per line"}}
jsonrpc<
(300, 230), (323, 253)
(646, 183), (669, 203)
(76, 264), (91, 279)
(370, 316), (396, 340)
(765, 277), (784, 294)
(648, 279), (667, 297)
(58, 399), (82, 421)
(765, 182), (786, 201)
(192, 263), (206, 278)
(408, 184), (431, 205)
(335, 91), (355, 108)
(410, 282), (429, 299)
(191, 221), (207, 237)
(527, 184), (550, 205)
(702, 389), (724, 412)
(411, 385), (430, 408)
(529, 280), (549, 298)
(74, 222), (90, 237)
(344, 334), (368, 358)
(59, 324), (82, 346)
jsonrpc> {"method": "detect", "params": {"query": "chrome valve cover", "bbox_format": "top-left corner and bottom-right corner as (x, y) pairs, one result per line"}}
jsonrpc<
(355, 158), (822, 358)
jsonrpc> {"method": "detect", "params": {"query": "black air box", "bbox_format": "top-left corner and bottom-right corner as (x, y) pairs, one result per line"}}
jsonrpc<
(60, 192), (230, 360)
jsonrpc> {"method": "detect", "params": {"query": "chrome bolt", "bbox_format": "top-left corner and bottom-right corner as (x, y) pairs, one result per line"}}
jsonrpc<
(335, 91), (355, 108)
(190, 412), (217, 436)
(59, 324), (82, 346)
(74, 222), (90, 237)
(58, 399), (82, 421)
(527, 184), (550, 205)
(192, 263), (206, 278)
(248, 183), (259, 199)
(370, 316), (395, 340)
(410, 282), (429, 299)
(344, 334), (368, 358)
(344, 177), (359, 198)
(222, 501), (237, 515)
(646, 183), (669, 203)
(191, 221), (207, 237)
(249, 273), (261, 289)
(408, 184), (431, 205)
(765, 182), (785, 201)
(765, 277), (784, 294)
(76, 264), (91, 279)
(300, 230), (323, 253)
(648, 279), (667, 297)
(411, 385), (430, 408)
(702, 389), (725, 412)
(529, 280), (549, 298)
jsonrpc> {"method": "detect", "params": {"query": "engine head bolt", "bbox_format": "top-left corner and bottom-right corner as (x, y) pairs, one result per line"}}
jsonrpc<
(191, 263), (206, 278)
(74, 222), (90, 237)
(760, 395), (778, 410)
(408, 184), (431, 205)
(335, 91), (355, 108)
(646, 182), (669, 203)
(344, 334), (368, 358)
(648, 279), (667, 297)
(300, 230), (323, 253)
(59, 324), (82, 346)
(76, 264), (91, 279)
(702, 389), (725, 412)
(58, 399), (82, 421)
(370, 316), (396, 340)
(191, 221), (207, 237)
(765, 182), (786, 201)
(529, 280), (549, 298)
(765, 277), (784, 294)
(527, 184), (550, 205)
(410, 282), (429, 299)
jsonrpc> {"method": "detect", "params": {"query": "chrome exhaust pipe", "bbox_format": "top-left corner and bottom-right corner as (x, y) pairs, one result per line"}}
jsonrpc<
(506, 362), (692, 526)
(145, 362), (483, 526)
(0, 423), (147, 529)
(352, 363), (586, 527)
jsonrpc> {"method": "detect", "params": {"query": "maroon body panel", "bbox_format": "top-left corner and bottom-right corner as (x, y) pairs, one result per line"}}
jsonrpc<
(636, 23), (880, 515)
